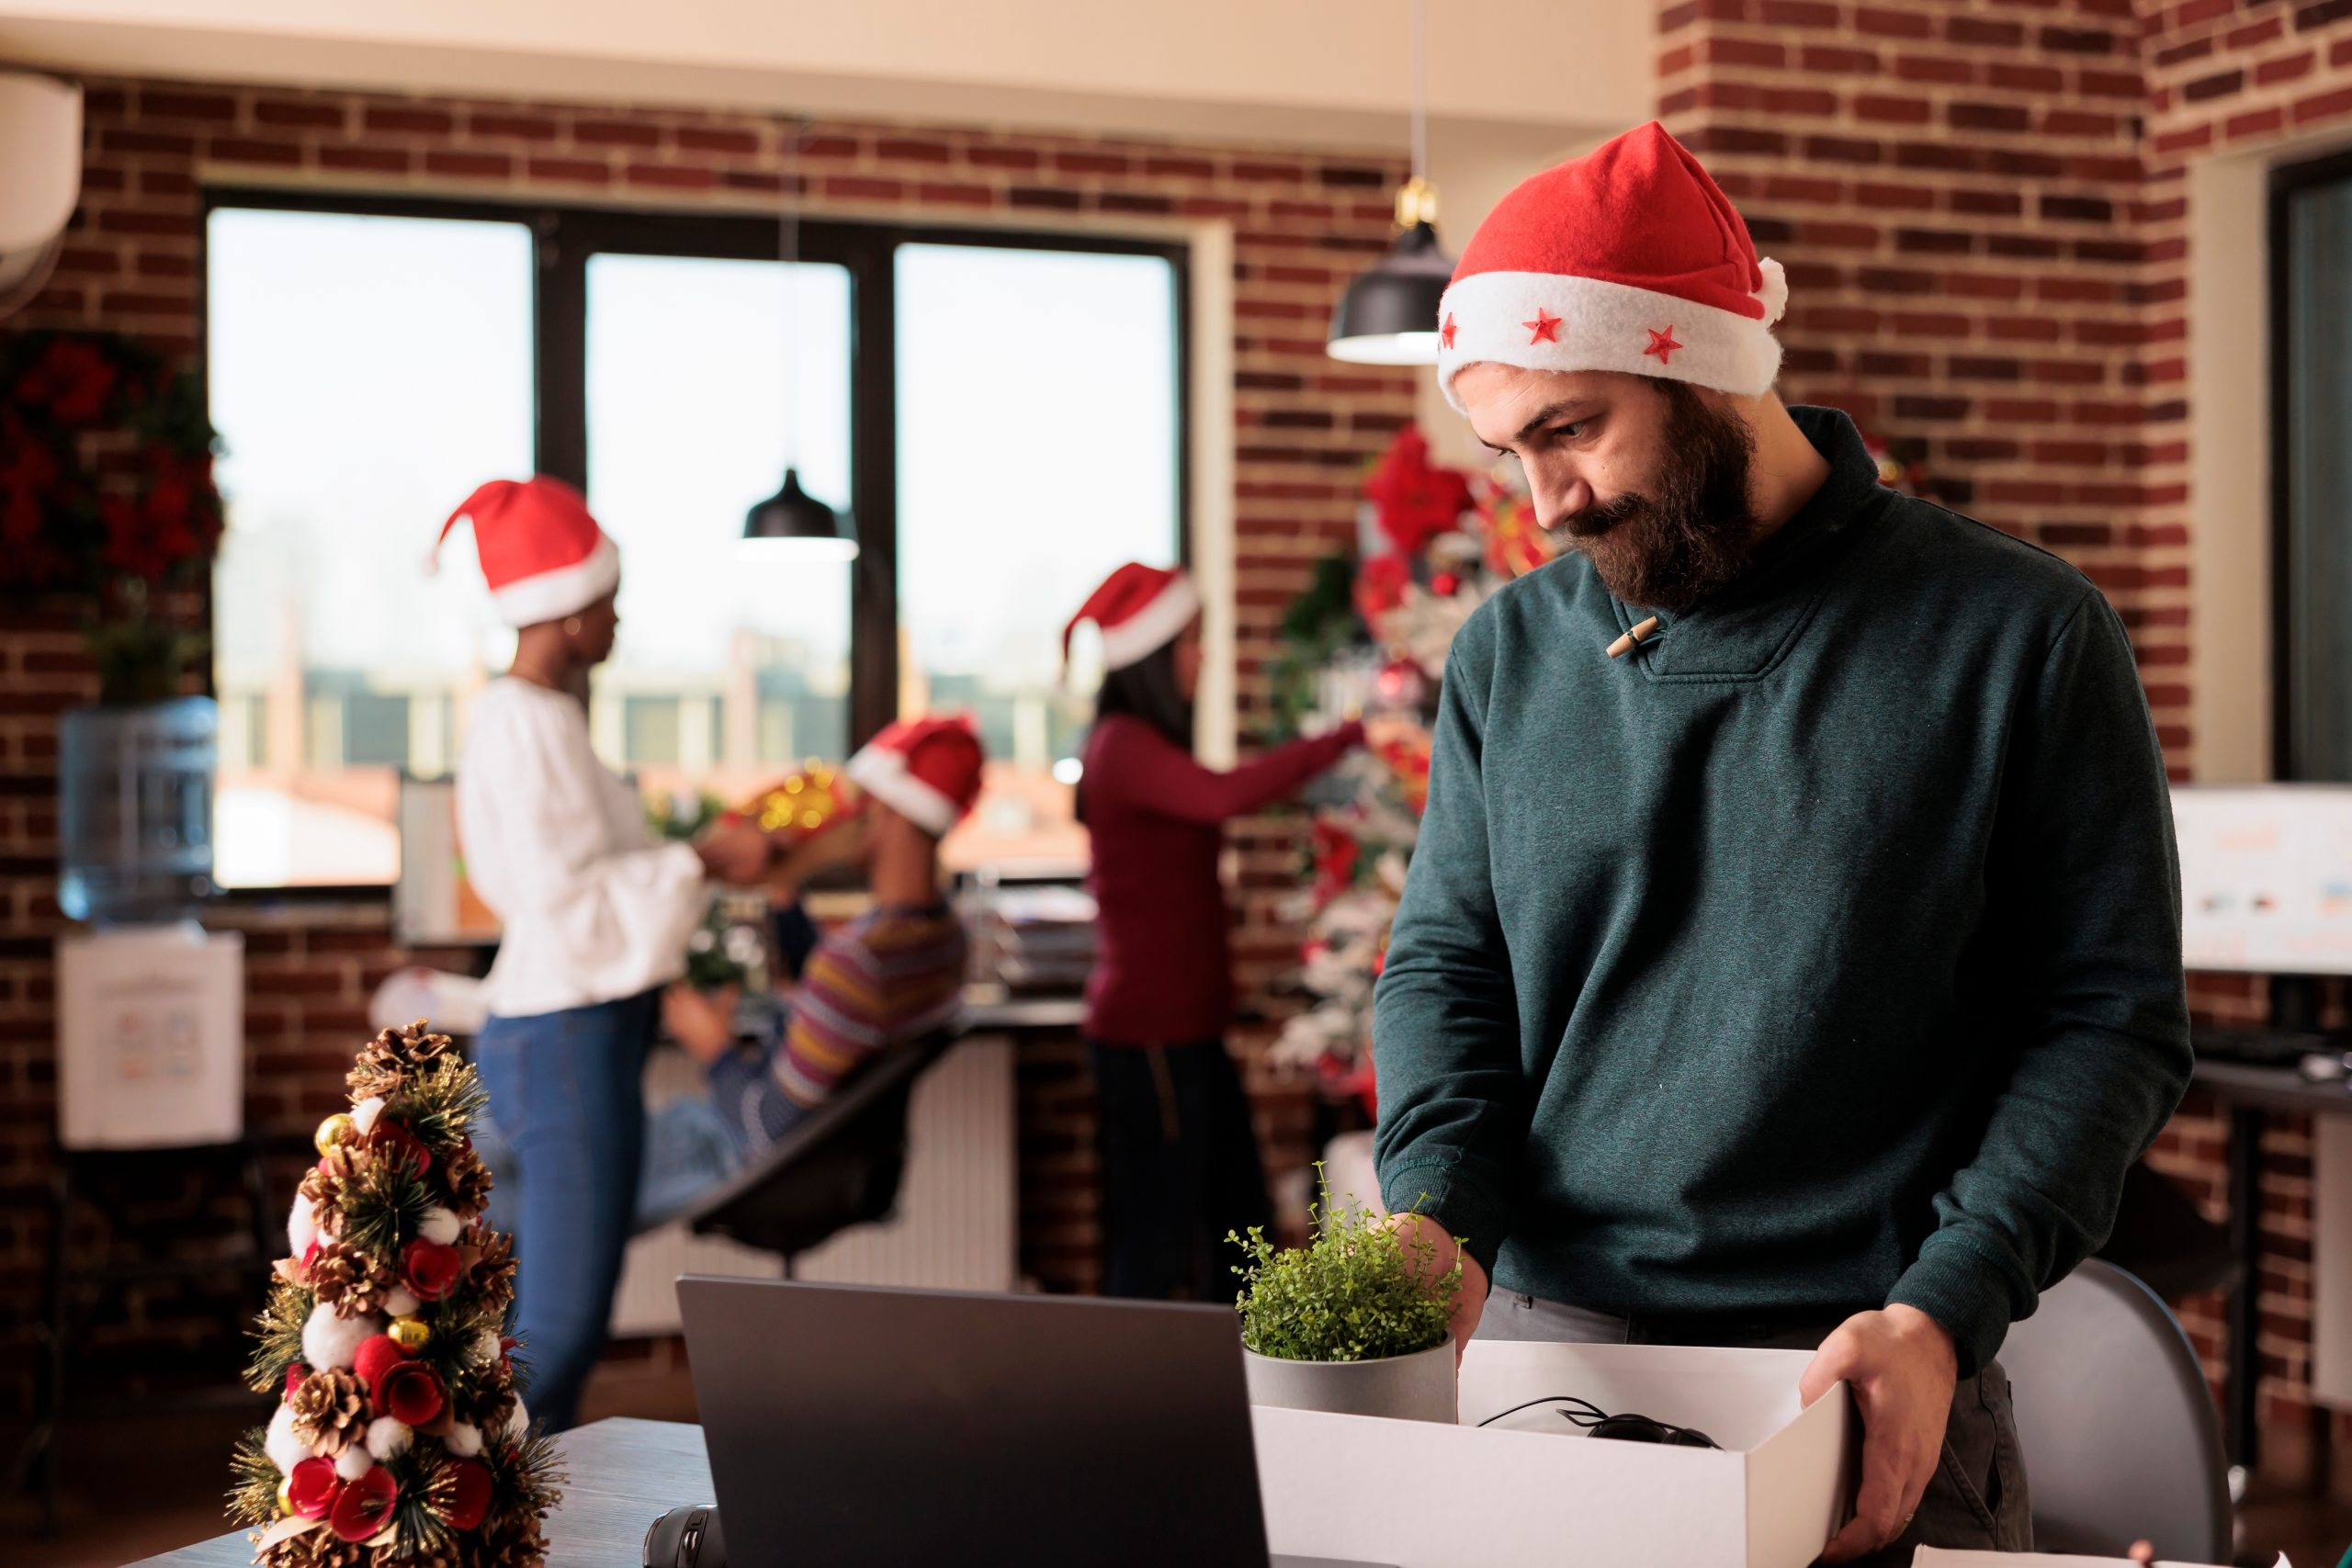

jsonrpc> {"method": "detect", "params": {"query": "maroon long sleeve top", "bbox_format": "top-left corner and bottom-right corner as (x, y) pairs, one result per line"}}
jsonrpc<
(1080, 715), (1361, 1045)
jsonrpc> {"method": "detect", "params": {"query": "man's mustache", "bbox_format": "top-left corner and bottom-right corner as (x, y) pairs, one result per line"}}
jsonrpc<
(1556, 491), (1649, 540)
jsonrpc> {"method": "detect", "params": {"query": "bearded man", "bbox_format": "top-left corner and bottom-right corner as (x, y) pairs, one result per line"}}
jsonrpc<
(1373, 122), (2190, 1565)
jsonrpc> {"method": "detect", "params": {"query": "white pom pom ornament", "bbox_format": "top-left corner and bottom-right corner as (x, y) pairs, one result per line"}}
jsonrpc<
(382, 1287), (421, 1319)
(333, 1445), (375, 1482)
(265, 1401), (311, 1474)
(351, 1097), (387, 1135)
(419, 1205), (462, 1246)
(444, 1421), (484, 1459)
(365, 1417), (413, 1461)
(301, 1303), (376, 1371)
(287, 1192), (318, 1258)
(504, 1400), (530, 1442)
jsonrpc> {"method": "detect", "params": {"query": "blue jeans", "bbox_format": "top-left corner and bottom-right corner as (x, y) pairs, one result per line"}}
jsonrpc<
(476, 1094), (744, 1241)
(472, 989), (660, 1433)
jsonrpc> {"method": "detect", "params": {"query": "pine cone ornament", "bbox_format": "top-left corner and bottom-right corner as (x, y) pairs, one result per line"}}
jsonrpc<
(269, 1531), (373, 1568)
(442, 1145), (494, 1214)
(310, 1240), (395, 1319)
(348, 1019), (455, 1100)
(288, 1367), (369, 1455)
(467, 1229), (516, 1314)
(300, 1147), (364, 1237)
(368, 1546), (457, 1568)
(472, 1511), (547, 1568)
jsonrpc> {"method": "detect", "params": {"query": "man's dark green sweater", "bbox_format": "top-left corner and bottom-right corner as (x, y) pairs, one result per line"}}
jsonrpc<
(1371, 405), (2192, 1376)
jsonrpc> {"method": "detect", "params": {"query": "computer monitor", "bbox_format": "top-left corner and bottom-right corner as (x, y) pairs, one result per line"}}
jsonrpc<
(2172, 784), (2352, 975)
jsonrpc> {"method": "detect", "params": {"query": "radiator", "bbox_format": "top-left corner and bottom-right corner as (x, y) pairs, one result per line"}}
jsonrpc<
(608, 1034), (1019, 1337)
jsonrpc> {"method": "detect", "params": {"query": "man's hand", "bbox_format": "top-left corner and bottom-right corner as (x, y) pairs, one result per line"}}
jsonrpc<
(694, 819), (774, 886)
(1801, 1303), (1960, 1563)
(1387, 1212), (1489, 1360)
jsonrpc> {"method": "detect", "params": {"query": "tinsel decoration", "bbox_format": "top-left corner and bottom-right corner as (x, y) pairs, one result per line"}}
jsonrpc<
(232, 1020), (562, 1568)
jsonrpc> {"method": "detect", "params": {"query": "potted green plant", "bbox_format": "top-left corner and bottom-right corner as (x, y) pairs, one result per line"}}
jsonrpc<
(1228, 1168), (1462, 1424)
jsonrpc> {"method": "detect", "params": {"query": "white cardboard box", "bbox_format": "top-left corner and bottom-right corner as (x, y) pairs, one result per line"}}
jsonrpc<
(1252, 1340), (1855, 1568)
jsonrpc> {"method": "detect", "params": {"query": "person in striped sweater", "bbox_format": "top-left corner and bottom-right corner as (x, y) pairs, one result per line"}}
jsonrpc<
(662, 715), (984, 1158)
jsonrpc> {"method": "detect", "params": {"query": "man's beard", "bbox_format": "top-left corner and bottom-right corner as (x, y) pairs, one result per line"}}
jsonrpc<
(1558, 380), (1760, 614)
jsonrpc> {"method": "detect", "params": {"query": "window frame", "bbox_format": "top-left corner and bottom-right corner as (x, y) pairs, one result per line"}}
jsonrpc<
(2267, 147), (2352, 783)
(199, 188), (1192, 898)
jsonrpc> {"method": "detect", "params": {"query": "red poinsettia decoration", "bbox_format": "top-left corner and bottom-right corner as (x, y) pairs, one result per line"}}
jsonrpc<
(1353, 552), (1411, 626)
(1311, 818), (1361, 906)
(1363, 425), (1472, 558)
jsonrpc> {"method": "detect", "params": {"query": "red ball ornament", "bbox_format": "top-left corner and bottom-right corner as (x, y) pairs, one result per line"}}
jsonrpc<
(401, 1237), (465, 1302)
(284, 1363), (308, 1398)
(329, 1466), (399, 1543)
(287, 1457), (342, 1520)
(366, 1118), (433, 1176)
(436, 1459), (495, 1531)
(352, 1333), (410, 1393)
(1431, 570), (1461, 597)
(377, 1359), (447, 1427)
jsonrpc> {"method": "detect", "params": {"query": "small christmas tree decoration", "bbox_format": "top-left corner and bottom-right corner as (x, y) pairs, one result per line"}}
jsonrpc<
(232, 1020), (561, 1568)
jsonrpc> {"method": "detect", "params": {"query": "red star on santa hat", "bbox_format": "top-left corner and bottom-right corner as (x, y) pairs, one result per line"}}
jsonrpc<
(1441, 313), (1457, 350)
(1645, 325), (1683, 364)
(1524, 309), (1562, 345)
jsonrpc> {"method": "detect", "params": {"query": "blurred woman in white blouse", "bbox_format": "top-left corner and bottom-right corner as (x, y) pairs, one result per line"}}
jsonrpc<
(439, 477), (769, 1431)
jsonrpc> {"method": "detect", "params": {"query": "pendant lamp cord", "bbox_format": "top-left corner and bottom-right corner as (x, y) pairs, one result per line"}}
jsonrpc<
(780, 115), (806, 474)
(1409, 0), (1428, 185)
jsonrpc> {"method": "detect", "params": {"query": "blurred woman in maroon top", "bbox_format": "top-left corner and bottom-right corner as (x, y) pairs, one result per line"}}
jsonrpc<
(1071, 563), (1361, 1298)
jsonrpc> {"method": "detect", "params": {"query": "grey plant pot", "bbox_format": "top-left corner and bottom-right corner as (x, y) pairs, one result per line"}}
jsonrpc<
(1242, 1340), (1456, 1425)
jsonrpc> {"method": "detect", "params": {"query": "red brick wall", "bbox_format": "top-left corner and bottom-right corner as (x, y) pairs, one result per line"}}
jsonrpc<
(0, 78), (1416, 1410)
(1654, 0), (2352, 1468)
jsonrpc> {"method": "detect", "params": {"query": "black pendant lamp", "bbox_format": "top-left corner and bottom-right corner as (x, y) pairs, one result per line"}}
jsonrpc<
(742, 117), (857, 562)
(1328, 0), (1453, 366)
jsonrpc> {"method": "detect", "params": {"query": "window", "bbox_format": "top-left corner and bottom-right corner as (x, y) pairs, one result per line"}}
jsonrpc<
(2275, 155), (2352, 782)
(206, 197), (1186, 889)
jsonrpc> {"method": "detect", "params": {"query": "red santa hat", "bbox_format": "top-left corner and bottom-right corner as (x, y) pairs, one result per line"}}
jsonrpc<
(431, 476), (621, 629)
(1435, 121), (1787, 412)
(1065, 563), (1199, 672)
(845, 714), (987, 839)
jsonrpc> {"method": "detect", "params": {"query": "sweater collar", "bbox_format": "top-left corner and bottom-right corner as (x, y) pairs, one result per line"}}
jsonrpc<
(1608, 403), (1890, 682)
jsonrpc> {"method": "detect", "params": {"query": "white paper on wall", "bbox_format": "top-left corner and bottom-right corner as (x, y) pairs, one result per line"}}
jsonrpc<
(57, 922), (243, 1149)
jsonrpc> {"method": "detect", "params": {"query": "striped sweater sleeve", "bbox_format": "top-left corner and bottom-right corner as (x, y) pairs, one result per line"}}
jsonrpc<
(705, 906), (967, 1156)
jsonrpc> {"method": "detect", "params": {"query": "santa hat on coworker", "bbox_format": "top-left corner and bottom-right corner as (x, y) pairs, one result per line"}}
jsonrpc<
(1064, 563), (1199, 672)
(846, 715), (987, 839)
(1435, 121), (1788, 412)
(431, 476), (621, 629)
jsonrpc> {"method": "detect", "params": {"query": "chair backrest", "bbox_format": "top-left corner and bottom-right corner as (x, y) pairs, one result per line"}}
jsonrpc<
(1997, 1258), (2232, 1562)
(679, 1029), (956, 1257)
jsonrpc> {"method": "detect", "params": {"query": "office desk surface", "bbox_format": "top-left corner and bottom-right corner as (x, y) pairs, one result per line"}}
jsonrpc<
(2191, 1056), (2352, 1118)
(125, 1418), (709, 1568)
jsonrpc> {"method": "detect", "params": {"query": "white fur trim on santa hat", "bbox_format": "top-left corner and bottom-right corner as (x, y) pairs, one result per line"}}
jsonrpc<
(846, 743), (960, 838)
(266, 1400), (311, 1474)
(382, 1286), (421, 1318)
(302, 1303), (377, 1372)
(445, 1421), (485, 1459)
(351, 1097), (386, 1136)
(333, 1445), (376, 1483)
(365, 1417), (413, 1462)
(1100, 572), (1199, 671)
(489, 532), (619, 629)
(419, 1205), (463, 1247)
(1437, 260), (1788, 412)
(288, 1192), (319, 1258)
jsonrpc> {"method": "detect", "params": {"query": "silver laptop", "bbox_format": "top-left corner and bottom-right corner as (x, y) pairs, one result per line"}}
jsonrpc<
(678, 1276), (1393, 1568)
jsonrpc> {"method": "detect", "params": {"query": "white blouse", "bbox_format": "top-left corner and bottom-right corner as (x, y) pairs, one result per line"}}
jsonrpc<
(456, 677), (707, 1019)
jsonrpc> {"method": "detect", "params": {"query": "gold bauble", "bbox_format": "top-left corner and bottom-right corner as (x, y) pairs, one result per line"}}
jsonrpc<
(277, 1477), (296, 1516)
(313, 1113), (356, 1156)
(389, 1315), (432, 1353)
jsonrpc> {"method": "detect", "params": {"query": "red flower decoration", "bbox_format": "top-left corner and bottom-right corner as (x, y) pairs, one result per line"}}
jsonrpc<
(365, 1118), (433, 1176)
(1311, 819), (1360, 906)
(435, 1459), (495, 1532)
(1352, 552), (1411, 625)
(353, 1334), (410, 1393)
(287, 1456), (342, 1520)
(401, 1237), (465, 1303)
(377, 1358), (447, 1427)
(329, 1466), (399, 1544)
(1363, 426), (1472, 558)
(19, 337), (121, 425)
